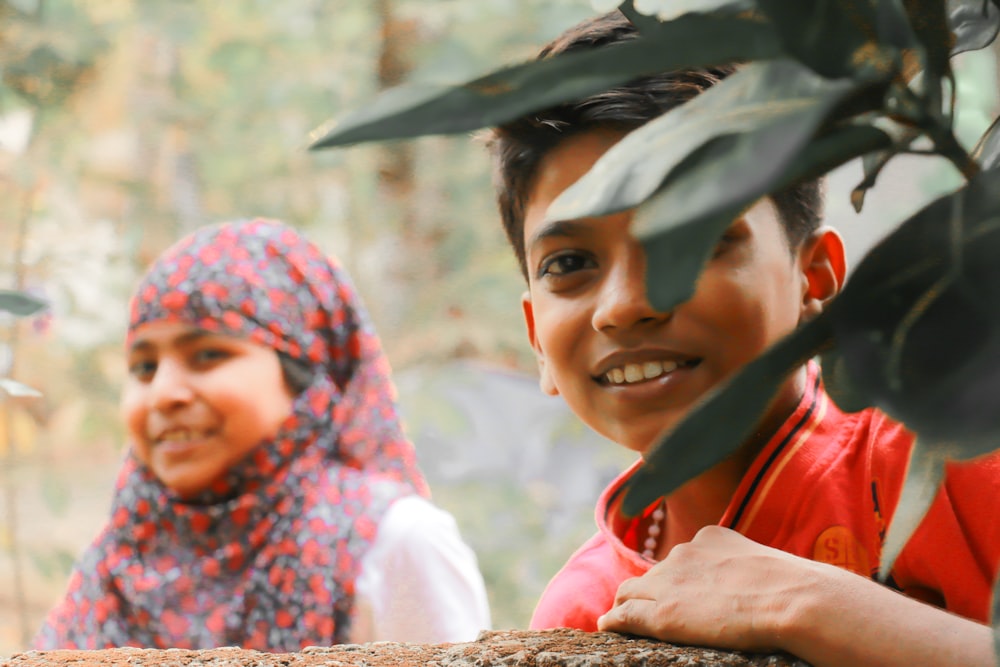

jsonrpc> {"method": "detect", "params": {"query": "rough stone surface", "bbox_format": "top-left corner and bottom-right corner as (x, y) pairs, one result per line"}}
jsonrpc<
(4, 629), (808, 667)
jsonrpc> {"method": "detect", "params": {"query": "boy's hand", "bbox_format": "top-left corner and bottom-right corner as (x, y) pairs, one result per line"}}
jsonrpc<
(598, 525), (997, 667)
(597, 526), (815, 652)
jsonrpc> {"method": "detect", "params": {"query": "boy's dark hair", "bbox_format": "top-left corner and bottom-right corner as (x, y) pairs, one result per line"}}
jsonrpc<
(488, 10), (824, 280)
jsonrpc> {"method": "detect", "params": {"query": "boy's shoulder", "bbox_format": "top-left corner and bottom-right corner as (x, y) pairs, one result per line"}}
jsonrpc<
(529, 530), (643, 632)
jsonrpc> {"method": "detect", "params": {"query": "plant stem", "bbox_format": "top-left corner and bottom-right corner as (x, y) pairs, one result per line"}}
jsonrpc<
(927, 119), (981, 181)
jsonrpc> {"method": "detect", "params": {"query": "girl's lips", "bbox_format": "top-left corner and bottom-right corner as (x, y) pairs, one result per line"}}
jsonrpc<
(154, 432), (215, 455)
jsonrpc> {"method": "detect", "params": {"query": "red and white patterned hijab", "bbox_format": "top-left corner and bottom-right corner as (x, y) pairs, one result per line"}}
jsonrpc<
(34, 219), (429, 651)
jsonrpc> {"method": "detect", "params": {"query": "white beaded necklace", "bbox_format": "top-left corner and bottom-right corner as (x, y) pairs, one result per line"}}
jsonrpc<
(641, 499), (666, 560)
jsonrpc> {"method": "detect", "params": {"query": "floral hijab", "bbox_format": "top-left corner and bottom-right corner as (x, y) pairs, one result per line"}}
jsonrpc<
(34, 219), (429, 651)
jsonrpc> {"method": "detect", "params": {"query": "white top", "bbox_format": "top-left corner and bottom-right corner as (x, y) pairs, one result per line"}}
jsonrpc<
(350, 495), (491, 644)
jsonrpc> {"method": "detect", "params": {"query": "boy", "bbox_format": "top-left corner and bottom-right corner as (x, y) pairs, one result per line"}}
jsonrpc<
(487, 10), (999, 667)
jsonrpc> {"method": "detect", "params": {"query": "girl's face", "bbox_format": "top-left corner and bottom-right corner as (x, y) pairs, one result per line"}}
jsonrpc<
(121, 321), (295, 499)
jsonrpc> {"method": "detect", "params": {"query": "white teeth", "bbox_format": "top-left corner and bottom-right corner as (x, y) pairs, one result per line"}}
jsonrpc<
(642, 361), (662, 379)
(605, 360), (684, 385)
(158, 428), (204, 442)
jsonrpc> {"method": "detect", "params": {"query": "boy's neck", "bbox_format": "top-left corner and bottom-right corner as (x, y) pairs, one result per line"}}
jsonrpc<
(654, 365), (809, 558)
(658, 452), (754, 557)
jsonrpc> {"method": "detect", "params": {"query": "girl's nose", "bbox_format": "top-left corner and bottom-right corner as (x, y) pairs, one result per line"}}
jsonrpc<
(148, 359), (195, 410)
(591, 247), (670, 332)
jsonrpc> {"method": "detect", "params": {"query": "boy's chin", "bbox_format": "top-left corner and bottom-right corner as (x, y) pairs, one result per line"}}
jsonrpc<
(619, 418), (688, 460)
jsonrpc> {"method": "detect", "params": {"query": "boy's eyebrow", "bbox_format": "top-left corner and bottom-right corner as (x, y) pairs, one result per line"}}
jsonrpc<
(526, 218), (591, 254)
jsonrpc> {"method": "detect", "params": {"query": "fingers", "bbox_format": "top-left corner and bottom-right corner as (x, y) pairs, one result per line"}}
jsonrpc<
(597, 598), (670, 640)
(613, 575), (656, 606)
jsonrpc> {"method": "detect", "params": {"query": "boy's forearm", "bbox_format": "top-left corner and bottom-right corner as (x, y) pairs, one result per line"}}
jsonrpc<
(784, 562), (996, 667)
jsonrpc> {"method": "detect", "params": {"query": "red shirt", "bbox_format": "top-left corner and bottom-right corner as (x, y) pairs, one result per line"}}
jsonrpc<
(530, 363), (1000, 631)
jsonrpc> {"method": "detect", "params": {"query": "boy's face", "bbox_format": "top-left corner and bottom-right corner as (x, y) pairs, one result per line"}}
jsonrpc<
(521, 128), (818, 456)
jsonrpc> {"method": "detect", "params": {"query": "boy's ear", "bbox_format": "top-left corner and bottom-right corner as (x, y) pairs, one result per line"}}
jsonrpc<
(521, 292), (559, 396)
(798, 227), (846, 323)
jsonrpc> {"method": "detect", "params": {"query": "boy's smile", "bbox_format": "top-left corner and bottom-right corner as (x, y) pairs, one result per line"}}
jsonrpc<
(521, 128), (828, 456)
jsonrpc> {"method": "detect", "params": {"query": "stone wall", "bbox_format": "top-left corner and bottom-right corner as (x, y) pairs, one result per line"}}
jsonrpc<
(5, 629), (807, 667)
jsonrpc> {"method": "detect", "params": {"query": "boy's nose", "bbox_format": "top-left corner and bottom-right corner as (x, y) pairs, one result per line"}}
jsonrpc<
(148, 360), (195, 410)
(591, 251), (670, 332)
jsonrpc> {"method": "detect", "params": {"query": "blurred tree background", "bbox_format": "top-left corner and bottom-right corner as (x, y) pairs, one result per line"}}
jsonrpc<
(0, 0), (635, 655)
(0, 0), (998, 658)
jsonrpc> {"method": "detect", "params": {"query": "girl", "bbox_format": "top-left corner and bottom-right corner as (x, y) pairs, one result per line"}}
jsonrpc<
(34, 219), (490, 651)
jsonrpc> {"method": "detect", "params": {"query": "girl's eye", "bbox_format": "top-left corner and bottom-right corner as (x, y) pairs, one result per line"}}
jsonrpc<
(192, 348), (230, 365)
(128, 360), (157, 381)
(538, 252), (596, 278)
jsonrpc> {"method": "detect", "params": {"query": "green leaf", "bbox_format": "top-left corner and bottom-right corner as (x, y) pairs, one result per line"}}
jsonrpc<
(0, 289), (47, 317)
(756, 0), (884, 79)
(309, 12), (781, 149)
(820, 348), (874, 413)
(948, 0), (1000, 55)
(547, 60), (861, 225)
(878, 438), (956, 580)
(638, 186), (744, 313)
(0, 377), (41, 398)
(622, 315), (834, 515)
(832, 167), (1000, 456)
(637, 119), (889, 312)
(971, 113), (1000, 169)
(877, 0), (921, 52)
(618, 0), (664, 33)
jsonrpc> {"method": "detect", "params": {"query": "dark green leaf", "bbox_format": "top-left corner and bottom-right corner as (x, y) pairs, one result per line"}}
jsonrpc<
(971, 113), (1000, 169)
(948, 0), (1000, 54)
(309, 12), (781, 149)
(638, 181), (744, 312)
(877, 0), (921, 52)
(622, 315), (834, 515)
(832, 167), (1000, 455)
(617, 0), (663, 33)
(547, 60), (860, 225)
(820, 348), (874, 412)
(878, 438), (955, 580)
(637, 120), (889, 312)
(0, 289), (47, 317)
(756, 0), (884, 78)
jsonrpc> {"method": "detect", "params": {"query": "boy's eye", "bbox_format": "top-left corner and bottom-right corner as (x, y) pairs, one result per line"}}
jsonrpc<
(712, 230), (739, 258)
(538, 252), (596, 278)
